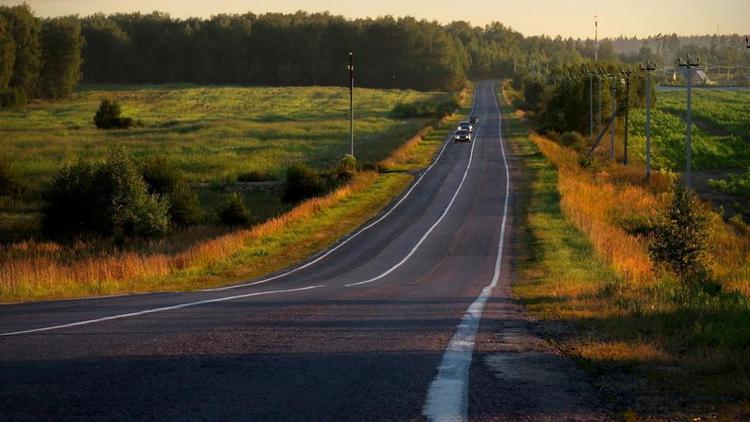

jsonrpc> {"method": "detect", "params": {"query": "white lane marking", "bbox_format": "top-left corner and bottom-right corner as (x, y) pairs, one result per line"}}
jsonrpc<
(423, 83), (511, 422)
(202, 86), (482, 293)
(0, 285), (324, 337)
(345, 115), (486, 288)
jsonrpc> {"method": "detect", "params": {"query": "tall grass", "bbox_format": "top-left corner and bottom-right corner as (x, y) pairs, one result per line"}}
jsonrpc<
(503, 82), (750, 418)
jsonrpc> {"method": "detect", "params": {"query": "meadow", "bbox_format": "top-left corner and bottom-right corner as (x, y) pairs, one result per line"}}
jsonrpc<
(0, 84), (468, 302)
(502, 83), (750, 419)
(628, 89), (750, 171)
(0, 85), (444, 241)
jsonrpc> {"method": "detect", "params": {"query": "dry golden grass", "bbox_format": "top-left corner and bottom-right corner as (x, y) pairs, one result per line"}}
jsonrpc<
(529, 132), (750, 295)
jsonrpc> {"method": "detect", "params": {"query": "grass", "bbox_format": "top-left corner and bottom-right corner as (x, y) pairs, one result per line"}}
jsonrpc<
(501, 82), (750, 419)
(0, 85), (443, 185)
(0, 85), (473, 302)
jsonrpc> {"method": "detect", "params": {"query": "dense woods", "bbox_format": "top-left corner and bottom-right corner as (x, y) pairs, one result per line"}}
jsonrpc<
(0, 5), (82, 106)
(1, 4), (748, 107)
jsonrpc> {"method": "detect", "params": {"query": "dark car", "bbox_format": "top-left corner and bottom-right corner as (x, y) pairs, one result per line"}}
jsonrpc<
(469, 116), (480, 124)
(458, 121), (473, 132)
(453, 129), (471, 143)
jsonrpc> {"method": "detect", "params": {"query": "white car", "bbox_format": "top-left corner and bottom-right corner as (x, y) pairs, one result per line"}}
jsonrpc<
(454, 129), (471, 143)
(458, 121), (473, 132)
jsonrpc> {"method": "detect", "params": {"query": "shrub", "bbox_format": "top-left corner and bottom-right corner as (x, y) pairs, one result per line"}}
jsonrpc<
(237, 170), (274, 182)
(42, 148), (170, 240)
(649, 186), (712, 287)
(141, 157), (202, 227)
(390, 95), (460, 119)
(0, 157), (22, 198)
(94, 99), (134, 129)
(218, 192), (250, 226)
(335, 154), (357, 181)
(283, 163), (326, 203)
(560, 131), (587, 152)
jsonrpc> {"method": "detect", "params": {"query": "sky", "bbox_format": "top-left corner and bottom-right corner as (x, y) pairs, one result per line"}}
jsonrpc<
(5, 0), (747, 39)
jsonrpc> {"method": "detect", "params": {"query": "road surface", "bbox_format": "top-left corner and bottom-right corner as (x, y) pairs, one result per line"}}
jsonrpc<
(0, 81), (607, 421)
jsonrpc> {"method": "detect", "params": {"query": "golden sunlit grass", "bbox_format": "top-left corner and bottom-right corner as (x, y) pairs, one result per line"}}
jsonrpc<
(502, 83), (750, 418)
(0, 87), (473, 303)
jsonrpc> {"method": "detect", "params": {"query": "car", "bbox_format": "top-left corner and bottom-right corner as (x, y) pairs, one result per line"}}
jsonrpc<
(469, 115), (480, 124)
(454, 129), (471, 143)
(458, 121), (472, 132)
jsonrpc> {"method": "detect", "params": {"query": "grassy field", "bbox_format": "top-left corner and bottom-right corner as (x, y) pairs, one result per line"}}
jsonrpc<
(502, 83), (750, 419)
(629, 90), (750, 171)
(1, 85), (442, 185)
(0, 85), (446, 242)
(0, 85), (471, 302)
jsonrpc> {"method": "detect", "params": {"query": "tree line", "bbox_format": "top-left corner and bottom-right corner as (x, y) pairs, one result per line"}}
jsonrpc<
(0, 4), (83, 106)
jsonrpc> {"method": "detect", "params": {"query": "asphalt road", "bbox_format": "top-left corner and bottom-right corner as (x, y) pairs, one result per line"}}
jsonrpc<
(0, 81), (607, 421)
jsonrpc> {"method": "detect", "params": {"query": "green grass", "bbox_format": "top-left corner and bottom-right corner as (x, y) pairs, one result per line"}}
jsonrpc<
(629, 90), (750, 171)
(0, 85), (447, 241)
(0, 85), (443, 185)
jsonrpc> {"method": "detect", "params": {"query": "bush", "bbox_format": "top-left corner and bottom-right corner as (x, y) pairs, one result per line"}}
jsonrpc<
(283, 163), (326, 203)
(42, 148), (170, 240)
(0, 158), (22, 198)
(390, 95), (460, 119)
(560, 131), (587, 152)
(649, 186), (712, 288)
(141, 157), (202, 227)
(237, 170), (274, 182)
(218, 192), (250, 226)
(94, 99), (134, 129)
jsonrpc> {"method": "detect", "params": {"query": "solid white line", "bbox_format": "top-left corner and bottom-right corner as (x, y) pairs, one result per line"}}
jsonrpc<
(422, 82), (511, 422)
(0, 285), (325, 337)
(202, 86), (482, 293)
(345, 115), (485, 288)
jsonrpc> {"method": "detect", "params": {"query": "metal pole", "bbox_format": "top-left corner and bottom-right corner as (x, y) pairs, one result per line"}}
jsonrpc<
(610, 79), (616, 161)
(349, 52), (354, 157)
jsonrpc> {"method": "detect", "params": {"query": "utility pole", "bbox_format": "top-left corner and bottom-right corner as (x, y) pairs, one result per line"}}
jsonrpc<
(641, 62), (657, 178)
(623, 69), (632, 165)
(589, 72), (594, 140)
(610, 76), (617, 161)
(595, 16), (602, 129)
(679, 55), (700, 187)
(347, 52), (355, 158)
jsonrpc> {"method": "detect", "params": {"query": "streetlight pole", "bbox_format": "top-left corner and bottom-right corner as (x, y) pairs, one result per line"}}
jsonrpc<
(347, 51), (355, 158)
(642, 61), (656, 178)
(679, 55), (700, 187)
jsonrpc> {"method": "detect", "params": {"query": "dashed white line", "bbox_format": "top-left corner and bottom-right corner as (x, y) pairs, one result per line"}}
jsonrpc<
(422, 83), (510, 422)
(0, 285), (325, 337)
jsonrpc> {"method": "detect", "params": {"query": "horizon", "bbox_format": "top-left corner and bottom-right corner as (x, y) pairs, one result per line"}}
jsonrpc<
(5, 0), (746, 40)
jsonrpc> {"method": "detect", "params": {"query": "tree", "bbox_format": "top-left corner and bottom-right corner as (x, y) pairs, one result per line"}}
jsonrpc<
(94, 98), (133, 129)
(39, 17), (83, 99)
(42, 148), (170, 240)
(649, 186), (711, 287)
(0, 15), (15, 95)
(0, 4), (41, 101)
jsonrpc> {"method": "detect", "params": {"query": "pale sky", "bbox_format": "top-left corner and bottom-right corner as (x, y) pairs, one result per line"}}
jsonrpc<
(5, 0), (748, 39)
